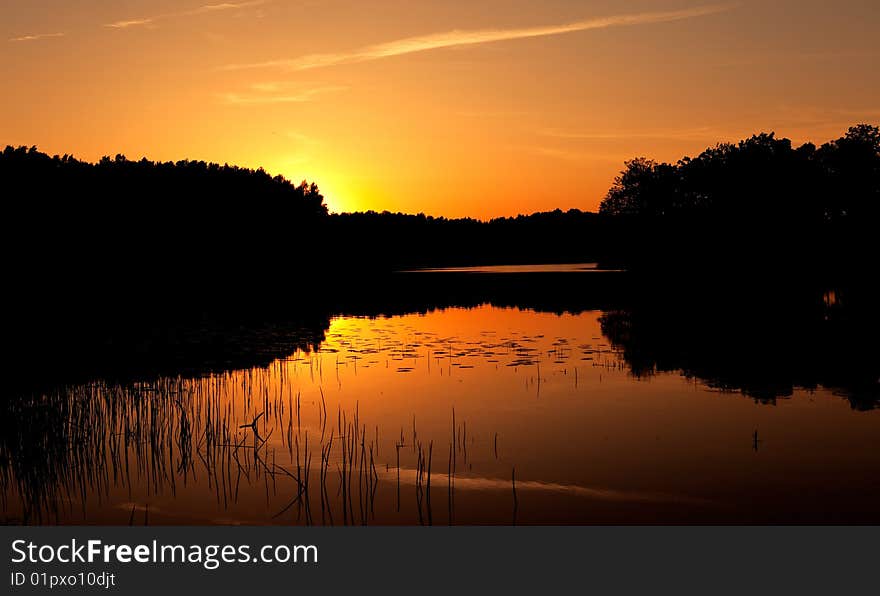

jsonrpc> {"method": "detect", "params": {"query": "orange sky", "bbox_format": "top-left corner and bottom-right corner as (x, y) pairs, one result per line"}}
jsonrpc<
(2, 1), (879, 217)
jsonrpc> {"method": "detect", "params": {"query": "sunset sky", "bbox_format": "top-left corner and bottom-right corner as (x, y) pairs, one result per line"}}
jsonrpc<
(2, 0), (879, 217)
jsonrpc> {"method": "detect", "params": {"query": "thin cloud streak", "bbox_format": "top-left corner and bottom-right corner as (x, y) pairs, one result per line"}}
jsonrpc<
(196, 2), (262, 12)
(530, 146), (629, 162)
(540, 126), (739, 142)
(220, 85), (347, 105)
(105, 0), (267, 29)
(224, 3), (738, 71)
(106, 19), (156, 29)
(9, 32), (65, 42)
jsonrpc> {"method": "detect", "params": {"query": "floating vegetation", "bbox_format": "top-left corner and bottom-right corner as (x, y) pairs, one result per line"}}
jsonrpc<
(4, 304), (876, 525)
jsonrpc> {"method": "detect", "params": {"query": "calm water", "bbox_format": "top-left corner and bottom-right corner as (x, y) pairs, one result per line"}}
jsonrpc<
(3, 301), (879, 525)
(405, 263), (609, 273)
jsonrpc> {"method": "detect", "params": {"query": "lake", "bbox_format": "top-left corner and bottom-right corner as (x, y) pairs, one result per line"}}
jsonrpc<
(2, 267), (879, 524)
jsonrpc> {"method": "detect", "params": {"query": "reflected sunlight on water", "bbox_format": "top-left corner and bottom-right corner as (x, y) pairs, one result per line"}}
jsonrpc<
(3, 306), (879, 525)
(403, 262), (611, 273)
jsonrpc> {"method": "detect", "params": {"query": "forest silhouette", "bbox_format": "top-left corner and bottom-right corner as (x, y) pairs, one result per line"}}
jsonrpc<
(3, 124), (878, 400)
(4, 123), (877, 284)
(599, 124), (880, 221)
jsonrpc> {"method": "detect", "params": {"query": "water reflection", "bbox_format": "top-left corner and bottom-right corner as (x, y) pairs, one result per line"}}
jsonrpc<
(404, 263), (610, 273)
(2, 281), (879, 524)
(599, 285), (880, 409)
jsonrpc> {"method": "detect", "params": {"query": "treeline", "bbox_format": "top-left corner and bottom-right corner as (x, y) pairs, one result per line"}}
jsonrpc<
(595, 124), (879, 276)
(4, 123), (878, 305)
(2, 147), (329, 312)
(599, 124), (879, 221)
(4, 128), (878, 392)
(1, 146), (326, 218)
(1, 146), (622, 280)
(0, 146), (617, 350)
(327, 209), (622, 269)
(1, 146), (326, 272)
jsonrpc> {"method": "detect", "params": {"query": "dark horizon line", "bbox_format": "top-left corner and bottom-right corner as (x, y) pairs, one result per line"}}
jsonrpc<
(7, 121), (876, 221)
(2, 143), (601, 221)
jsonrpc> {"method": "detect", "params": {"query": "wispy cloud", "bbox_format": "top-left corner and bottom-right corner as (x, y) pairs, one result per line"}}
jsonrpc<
(540, 126), (739, 142)
(529, 146), (629, 162)
(195, 2), (263, 13)
(105, 0), (267, 29)
(225, 3), (737, 71)
(220, 83), (347, 105)
(9, 32), (65, 42)
(106, 19), (156, 30)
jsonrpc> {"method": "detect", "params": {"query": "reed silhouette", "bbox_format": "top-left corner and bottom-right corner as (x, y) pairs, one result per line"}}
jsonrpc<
(0, 374), (480, 526)
(2, 125), (879, 525)
(2, 280), (878, 525)
(4, 124), (878, 399)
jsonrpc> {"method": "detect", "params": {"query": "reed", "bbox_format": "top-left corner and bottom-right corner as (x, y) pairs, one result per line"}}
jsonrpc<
(2, 365), (521, 526)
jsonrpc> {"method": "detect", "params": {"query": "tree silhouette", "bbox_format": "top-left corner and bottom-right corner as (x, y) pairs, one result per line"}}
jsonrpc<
(599, 124), (880, 223)
(3, 124), (877, 306)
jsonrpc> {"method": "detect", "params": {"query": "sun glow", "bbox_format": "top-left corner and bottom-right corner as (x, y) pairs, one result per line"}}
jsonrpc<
(2, 1), (879, 216)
